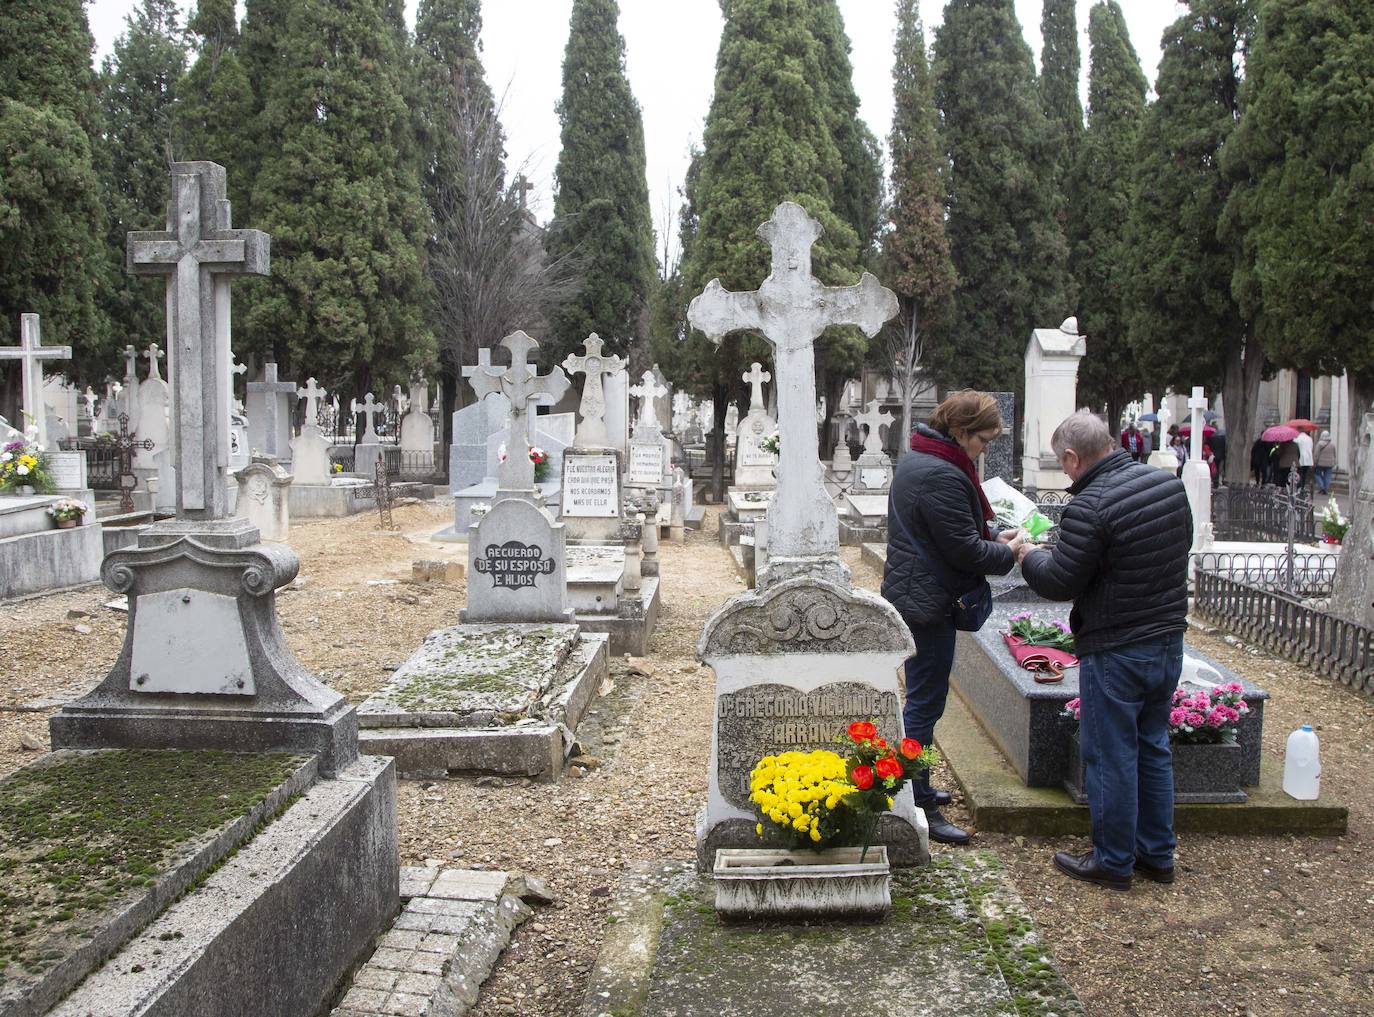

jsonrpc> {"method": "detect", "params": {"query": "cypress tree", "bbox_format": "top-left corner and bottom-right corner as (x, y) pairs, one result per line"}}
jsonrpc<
(932, 0), (1070, 393)
(0, 0), (110, 388)
(174, 0), (255, 213)
(99, 0), (189, 355)
(545, 0), (656, 369)
(1125, 1), (1257, 481)
(1039, 0), (1083, 163)
(1071, 1), (1147, 435)
(245, 0), (435, 398)
(883, 0), (956, 455)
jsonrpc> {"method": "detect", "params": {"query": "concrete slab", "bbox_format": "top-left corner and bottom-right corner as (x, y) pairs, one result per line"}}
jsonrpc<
(575, 577), (662, 656)
(936, 691), (1347, 837)
(861, 541), (886, 569)
(0, 520), (103, 600)
(577, 854), (1082, 1017)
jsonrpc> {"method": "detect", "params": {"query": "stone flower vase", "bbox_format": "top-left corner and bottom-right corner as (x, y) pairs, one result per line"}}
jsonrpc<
(1065, 731), (1246, 805)
(56, 518), (78, 529)
(713, 846), (891, 922)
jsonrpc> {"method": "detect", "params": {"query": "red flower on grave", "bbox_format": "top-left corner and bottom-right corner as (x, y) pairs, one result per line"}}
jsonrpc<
(873, 736), (888, 750)
(875, 756), (902, 780)
(899, 738), (923, 759)
(847, 721), (878, 744)
(851, 765), (875, 790)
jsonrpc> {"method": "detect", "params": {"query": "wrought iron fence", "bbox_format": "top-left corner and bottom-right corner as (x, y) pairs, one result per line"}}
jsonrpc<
(1212, 484), (1316, 543)
(60, 438), (120, 490)
(1191, 551), (1337, 598)
(1193, 567), (1374, 696)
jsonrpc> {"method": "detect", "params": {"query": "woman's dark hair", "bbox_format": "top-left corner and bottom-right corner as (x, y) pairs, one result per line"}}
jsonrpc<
(929, 390), (1002, 440)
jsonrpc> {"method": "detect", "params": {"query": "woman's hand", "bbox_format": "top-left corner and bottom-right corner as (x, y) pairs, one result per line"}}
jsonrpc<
(996, 528), (1020, 544)
(1006, 531), (1028, 556)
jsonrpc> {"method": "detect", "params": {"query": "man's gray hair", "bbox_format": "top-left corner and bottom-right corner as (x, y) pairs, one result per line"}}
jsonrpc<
(1051, 411), (1113, 460)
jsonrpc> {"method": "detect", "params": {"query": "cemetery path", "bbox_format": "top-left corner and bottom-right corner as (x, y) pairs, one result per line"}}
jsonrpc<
(1, 503), (1372, 1016)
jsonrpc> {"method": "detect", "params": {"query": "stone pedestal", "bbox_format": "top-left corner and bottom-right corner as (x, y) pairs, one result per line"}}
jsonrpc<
(354, 442), (386, 484)
(850, 453), (893, 495)
(49, 517), (359, 777)
(560, 447), (623, 544)
(1021, 318), (1086, 493)
(291, 424), (333, 486)
(234, 455), (293, 542)
(733, 412), (777, 489)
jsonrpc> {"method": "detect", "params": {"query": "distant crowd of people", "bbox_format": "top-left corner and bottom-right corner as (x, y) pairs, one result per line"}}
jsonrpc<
(1118, 420), (1336, 495)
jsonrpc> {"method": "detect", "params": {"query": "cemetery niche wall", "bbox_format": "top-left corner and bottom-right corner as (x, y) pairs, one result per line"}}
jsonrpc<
(30, 162), (397, 1017)
(358, 331), (611, 778)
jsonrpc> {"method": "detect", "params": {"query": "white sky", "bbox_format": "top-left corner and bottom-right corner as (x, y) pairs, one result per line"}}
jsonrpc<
(86, 1), (1181, 267)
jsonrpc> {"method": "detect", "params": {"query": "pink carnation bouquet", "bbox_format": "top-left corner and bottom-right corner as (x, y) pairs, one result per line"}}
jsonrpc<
(1061, 682), (1249, 745)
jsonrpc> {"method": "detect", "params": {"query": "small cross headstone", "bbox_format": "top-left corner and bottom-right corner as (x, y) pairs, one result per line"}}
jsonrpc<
(629, 370), (669, 436)
(144, 342), (165, 382)
(298, 377), (327, 425)
(469, 331), (571, 494)
(247, 361), (297, 460)
(855, 399), (894, 456)
(743, 362), (770, 417)
(562, 334), (627, 448)
(351, 393), (384, 444)
(1187, 386), (1208, 462)
(111, 413), (155, 512)
(0, 314), (72, 449)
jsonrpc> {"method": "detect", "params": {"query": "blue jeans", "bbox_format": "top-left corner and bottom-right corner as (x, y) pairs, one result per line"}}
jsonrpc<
(1315, 466), (1333, 494)
(1078, 634), (1183, 876)
(902, 618), (957, 810)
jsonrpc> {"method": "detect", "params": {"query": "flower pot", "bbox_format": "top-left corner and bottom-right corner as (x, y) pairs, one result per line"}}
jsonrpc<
(56, 518), (77, 529)
(1322, 534), (1342, 545)
(1064, 731), (1246, 804)
(713, 846), (890, 922)
(15, 485), (35, 497)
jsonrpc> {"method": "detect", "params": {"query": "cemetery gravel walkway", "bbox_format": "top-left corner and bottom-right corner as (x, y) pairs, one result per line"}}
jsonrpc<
(1, 501), (1372, 1016)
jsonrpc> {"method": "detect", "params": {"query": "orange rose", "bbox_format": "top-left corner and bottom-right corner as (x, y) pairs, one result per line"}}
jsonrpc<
(875, 756), (902, 780)
(851, 765), (875, 790)
(873, 736), (888, 749)
(900, 738), (922, 759)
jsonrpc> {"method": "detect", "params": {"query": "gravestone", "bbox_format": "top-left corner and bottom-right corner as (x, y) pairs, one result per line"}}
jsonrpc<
(985, 391), (1016, 482)
(351, 392), (386, 480)
(235, 454), (292, 541)
(246, 361), (296, 463)
(1183, 386), (1214, 550)
(561, 335), (628, 545)
(134, 342), (170, 474)
(121, 344), (142, 434)
(0, 314), (72, 450)
(562, 333), (626, 448)
(628, 370), (670, 490)
(399, 371), (435, 470)
(688, 201), (923, 868)
(290, 377), (333, 485)
(733, 362), (777, 489)
(605, 364), (631, 455)
(1021, 317), (1086, 493)
(849, 399), (895, 494)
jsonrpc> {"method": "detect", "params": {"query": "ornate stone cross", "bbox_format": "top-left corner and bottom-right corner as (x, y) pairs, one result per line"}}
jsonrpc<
(144, 342), (165, 382)
(82, 386), (98, 419)
(629, 370), (668, 434)
(562, 333), (626, 447)
(1188, 386), (1208, 462)
(351, 393), (384, 443)
(856, 399), (895, 456)
(742, 362), (771, 418)
(298, 377), (326, 425)
(0, 314), (71, 448)
(470, 331), (571, 494)
(407, 372), (429, 415)
(688, 201), (897, 561)
(128, 161), (269, 519)
(122, 344), (140, 385)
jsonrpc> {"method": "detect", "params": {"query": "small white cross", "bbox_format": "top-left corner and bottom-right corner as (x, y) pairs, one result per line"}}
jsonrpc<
(855, 400), (895, 455)
(351, 393), (384, 443)
(562, 334), (627, 447)
(629, 370), (669, 433)
(742, 362), (771, 417)
(144, 342), (165, 382)
(0, 314), (71, 448)
(298, 377), (327, 423)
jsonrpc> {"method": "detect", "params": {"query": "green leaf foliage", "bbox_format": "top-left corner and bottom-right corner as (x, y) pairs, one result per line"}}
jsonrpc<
(1071, 1), (1148, 430)
(175, 0), (255, 215)
(1039, 0), (1083, 183)
(932, 0), (1071, 394)
(0, 0), (110, 374)
(1222, 0), (1374, 394)
(244, 0), (435, 397)
(545, 0), (656, 369)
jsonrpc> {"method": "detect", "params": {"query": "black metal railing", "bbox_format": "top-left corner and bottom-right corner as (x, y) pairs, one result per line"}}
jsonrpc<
(60, 438), (120, 490)
(1191, 551), (1337, 598)
(1212, 484), (1316, 543)
(1193, 567), (1374, 696)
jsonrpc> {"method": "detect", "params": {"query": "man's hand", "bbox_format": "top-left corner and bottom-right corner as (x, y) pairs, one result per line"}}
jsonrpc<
(1016, 541), (1040, 565)
(996, 528), (1023, 545)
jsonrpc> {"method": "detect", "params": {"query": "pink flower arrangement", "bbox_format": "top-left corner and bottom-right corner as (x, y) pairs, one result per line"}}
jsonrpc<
(1060, 682), (1249, 745)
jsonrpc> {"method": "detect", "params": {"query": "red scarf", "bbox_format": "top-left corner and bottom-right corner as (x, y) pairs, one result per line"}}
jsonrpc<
(911, 431), (995, 537)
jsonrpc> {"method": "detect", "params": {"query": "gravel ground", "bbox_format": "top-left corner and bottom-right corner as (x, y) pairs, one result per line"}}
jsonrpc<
(2, 501), (1372, 1017)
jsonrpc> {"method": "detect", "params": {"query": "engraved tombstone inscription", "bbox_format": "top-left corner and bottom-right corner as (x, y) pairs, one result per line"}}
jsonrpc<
(562, 453), (619, 517)
(474, 541), (557, 589)
(629, 442), (665, 485)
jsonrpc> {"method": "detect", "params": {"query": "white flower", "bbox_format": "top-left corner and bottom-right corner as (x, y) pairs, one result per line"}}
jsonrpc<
(16, 464), (29, 476)
(0, 452), (11, 463)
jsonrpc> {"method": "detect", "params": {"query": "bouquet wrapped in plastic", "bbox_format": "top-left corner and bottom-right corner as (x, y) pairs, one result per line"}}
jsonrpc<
(982, 477), (1056, 542)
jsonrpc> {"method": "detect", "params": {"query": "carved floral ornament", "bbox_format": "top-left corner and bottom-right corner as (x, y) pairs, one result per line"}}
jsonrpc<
(699, 578), (912, 658)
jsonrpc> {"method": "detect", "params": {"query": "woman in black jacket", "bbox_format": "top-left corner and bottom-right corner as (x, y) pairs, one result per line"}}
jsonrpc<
(881, 391), (1022, 844)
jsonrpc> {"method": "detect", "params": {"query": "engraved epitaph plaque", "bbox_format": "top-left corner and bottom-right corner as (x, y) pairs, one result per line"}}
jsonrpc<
(561, 452), (619, 517)
(628, 442), (665, 485)
(737, 418), (776, 468)
(474, 540), (557, 589)
(46, 451), (87, 491)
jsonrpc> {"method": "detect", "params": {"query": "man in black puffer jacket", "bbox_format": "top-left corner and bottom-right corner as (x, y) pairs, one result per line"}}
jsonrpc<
(1018, 411), (1192, 892)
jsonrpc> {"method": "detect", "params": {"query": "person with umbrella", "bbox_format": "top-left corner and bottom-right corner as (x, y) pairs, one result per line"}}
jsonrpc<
(1262, 424), (1302, 488)
(1289, 419), (1318, 493)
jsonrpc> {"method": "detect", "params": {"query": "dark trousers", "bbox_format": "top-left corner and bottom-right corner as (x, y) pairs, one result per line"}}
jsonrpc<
(1078, 634), (1184, 876)
(901, 617), (957, 810)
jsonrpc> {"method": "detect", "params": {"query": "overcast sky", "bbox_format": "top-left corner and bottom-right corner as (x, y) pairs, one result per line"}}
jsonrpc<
(86, 1), (1181, 265)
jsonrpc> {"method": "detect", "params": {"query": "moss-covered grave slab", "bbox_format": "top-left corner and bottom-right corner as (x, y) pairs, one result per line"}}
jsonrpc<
(578, 852), (1083, 1017)
(358, 624), (609, 779)
(0, 749), (313, 1017)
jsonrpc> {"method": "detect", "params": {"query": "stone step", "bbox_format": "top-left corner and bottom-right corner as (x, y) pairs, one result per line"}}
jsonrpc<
(331, 867), (533, 1017)
(577, 853), (1083, 1017)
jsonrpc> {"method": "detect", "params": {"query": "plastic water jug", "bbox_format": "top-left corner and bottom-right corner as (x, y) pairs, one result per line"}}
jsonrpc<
(1282, 724), (1321, 800)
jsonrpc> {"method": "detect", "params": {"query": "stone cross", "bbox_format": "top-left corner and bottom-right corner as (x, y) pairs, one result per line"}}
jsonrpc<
(743, 362), (771, 417)
(470, 331), (571, 493)
(1188, 386), (1208, 462)
(515, 174), (534, 211)
(248, 361), (297, 457)
(298, 377), (326, 425)
(144, 342), (165, 382)
(123, 344), (140, 385)
(351, 393), (384, 443)
(82, 386), (98, 418)
(392, 383), (407, 415)
(562, 334), (626, 447)
(630, 370), (669, 432)
(0, 314), (71, 448)
(688, 201), (897, 561)
(408, 372), (429, 415)
(128, 161), (269, 519)
(856, 399), (895, 456)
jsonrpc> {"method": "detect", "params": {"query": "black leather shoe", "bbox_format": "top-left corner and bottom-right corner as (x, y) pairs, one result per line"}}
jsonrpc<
(925, 809), (972, 845)
(933, 789), (953, 807)
(1053, 850), (1131, 891)
(1134, 858), (1176, 884)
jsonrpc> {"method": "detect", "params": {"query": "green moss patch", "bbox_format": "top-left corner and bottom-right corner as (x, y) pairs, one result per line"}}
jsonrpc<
(0, 750), (304, 983)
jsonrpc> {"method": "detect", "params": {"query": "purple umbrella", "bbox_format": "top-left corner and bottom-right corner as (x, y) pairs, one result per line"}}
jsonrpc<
(1261, 425), (1299, 443)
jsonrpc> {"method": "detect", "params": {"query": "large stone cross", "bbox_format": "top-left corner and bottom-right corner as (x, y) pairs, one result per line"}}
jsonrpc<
(562, 333), (626, 447)
(249, 361), (297, 458)
(856, 399), (895, 456)
(1187, 386), (1209, 462)
(688, 201), (897, 561)
(127, 161), (269, 519)
(407, 372), (429, 415)
(351, 393), (384, 443)
(298, 377), (326, 424)
(742, 362), (771, 417)
(470, 331), (570, 493)
(0, 314), (71, 448)
(630, 370), (669, 433)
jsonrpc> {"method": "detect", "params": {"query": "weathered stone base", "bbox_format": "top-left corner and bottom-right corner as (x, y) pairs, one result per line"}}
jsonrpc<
(290, 480), (433, 519)
(0, 520), (103, 600)
(49, 756), (398, 1017)
(358, 631), (609, 779)
(684, 504), (706, 530)
(578, 854), (1083, 1017)
(838, 519), (885, 546)
(694, 813), (928, 873)
(716, 512), (755, 548)
(860, 541), (887, 569)
(576, 577), (661, 656)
